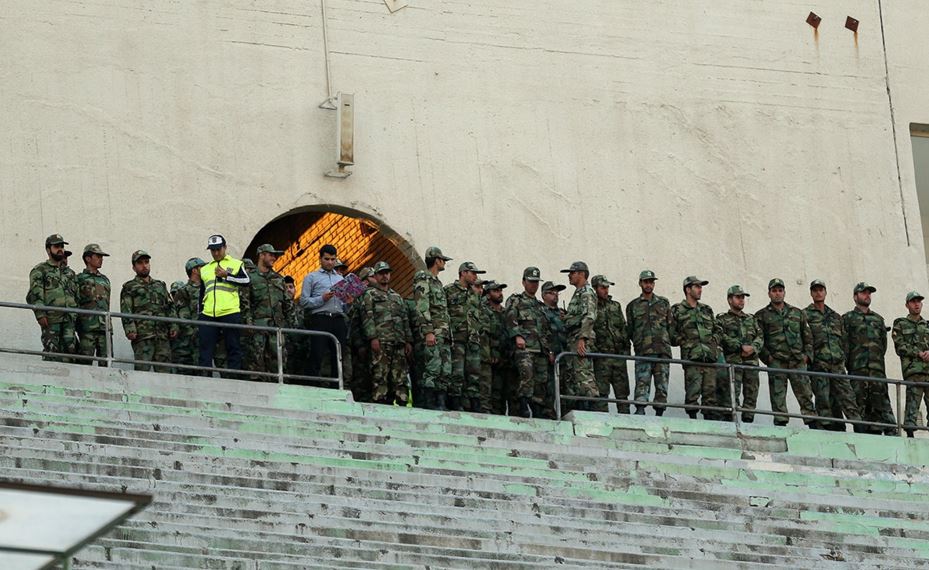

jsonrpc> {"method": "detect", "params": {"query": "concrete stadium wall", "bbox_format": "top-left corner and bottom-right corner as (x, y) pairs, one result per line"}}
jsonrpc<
(2, 0), (929, 386)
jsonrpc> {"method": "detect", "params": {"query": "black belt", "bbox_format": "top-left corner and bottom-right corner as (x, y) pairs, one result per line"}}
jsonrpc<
(311, 312), (345, 318)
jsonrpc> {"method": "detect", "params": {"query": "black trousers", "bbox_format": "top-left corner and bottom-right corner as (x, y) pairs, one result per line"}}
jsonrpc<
(305, 313), (347, 380)
(199, 313), (243, 371)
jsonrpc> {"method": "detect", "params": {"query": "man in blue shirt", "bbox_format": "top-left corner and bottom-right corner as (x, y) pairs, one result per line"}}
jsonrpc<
(300, 244), (348, 381)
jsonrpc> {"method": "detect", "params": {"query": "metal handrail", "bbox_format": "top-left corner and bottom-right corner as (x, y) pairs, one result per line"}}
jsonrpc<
(0, 301), (343, 388)
(553, 351), (918, 436)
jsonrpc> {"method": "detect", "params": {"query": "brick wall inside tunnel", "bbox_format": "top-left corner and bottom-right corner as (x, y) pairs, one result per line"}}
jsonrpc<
(246, 211), (419, 299)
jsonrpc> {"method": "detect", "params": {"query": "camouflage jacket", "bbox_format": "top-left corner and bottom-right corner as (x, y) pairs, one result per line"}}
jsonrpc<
(27, 260), (78, 324)
(173, 280), (201, 341)
(893, 314), (929, 377)
(347, 294), (367, 350)
(75, 269), (110, 333)
(625, 294), (672, 357)
(670, 300), (718, 362)
(120, 276), (178, 340)
(413, 271), (449, 339)
(714, 310), (762, 364)
(246, 269), (293, 327)
(480, 298), (507, 362)
(564, 285), (597, 344)
(544, 305), (567, 356)
(445, 281), (479, 343)
(404, 298), (421, 341)
(505, 292), (549, 353)
(594, 296), (630, 354)
(754, 303), (812, 365)
(843, 307), (887, 374)
(361, 286), (411, 345)
(804, 304), (846, 366)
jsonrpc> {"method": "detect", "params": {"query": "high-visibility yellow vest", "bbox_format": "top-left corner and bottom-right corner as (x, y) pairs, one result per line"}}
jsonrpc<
(200, 256), (244, 318)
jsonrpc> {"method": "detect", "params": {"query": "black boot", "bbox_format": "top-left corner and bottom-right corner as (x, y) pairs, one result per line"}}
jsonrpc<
(470, 397), (482, 414)
(435, 391), (448, 411)
(447, 395), (462, 411)
(654, 407), (665, 417)
(634, 406), (645, 416)
(518, 397), (532, 418)
(907, 429), (915, 438)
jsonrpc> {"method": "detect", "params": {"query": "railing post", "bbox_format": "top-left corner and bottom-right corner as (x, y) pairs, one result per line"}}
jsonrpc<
(104, 310), (114, 368)
(896, 381), (904, 437)
(554, 355), (563, 420)
(728, 364), (741, 430)
(334, 335), (344, 390)
(276, 328), (285, 385)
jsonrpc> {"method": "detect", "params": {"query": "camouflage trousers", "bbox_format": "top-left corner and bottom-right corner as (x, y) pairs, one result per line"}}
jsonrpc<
(349, 345), (372, 403)
(716, 363), (760, 422)
(285, 332), (310, 378)
(77, 329), (110, 366)
(420, 337), (451, 392)
(245, 331), (285, 380)
(683, 363), (717, 419)
(131, 337), (172, 373)
(563, 353), (599, 414)
(40, 321), (77, 363)
(370, 343), (410, 405)
(849, 368), (896, 430)
(904, 373), (929, 428)
(449, 339), (481, 399)
(633, 360), (669, 413)
(809, 361), (861, 428)
(490, 362), (513, 416)
(513, 349), (548, 402)
(767, 359), (815, 425)
(478, 360), (493, 413)
(593, 354), (630, 413)
(171, 336), (201, 376)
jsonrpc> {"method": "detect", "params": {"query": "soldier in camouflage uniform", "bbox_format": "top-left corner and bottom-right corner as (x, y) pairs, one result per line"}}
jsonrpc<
(361, 262), (412, 405)
(27, 234), (79, 362)
(541, 281), (568, 419)
(560, 261), (600, 413)
(244, 244), (293, 380)
(445, 261), (485, 411)
(283, 275), (309, 379)
(345, 268), (376, 401)
(480, 281), (508, 415)
(172, 258), (206, 375)
(626, 270), (673, 416)
(591, 275), (631, 413)
(505, 267), (550, 417)
(714, 285), (763, 422)
(413, 246), (453, 410)
(120, 250), (178, 372)
(405, 296), (423, 407)
(804, 280), (862, 431)
(671, 276), (719, 420)
(892, 291), (929, 437)
(75, 244), (112, 366)
(755, 279), (816, 427)
(844, 282), (895, 435)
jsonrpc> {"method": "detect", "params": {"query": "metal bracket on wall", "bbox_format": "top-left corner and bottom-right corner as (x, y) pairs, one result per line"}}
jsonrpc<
(324, 92), (355, 179)
(384, 0), (408, 13)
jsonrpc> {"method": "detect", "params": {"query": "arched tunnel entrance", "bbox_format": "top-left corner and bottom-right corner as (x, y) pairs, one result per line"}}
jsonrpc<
(245, 207), (422, 298)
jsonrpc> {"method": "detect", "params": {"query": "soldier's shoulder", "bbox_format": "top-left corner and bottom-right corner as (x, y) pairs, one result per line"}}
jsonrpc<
(121, 278), (138, 291)
(29, 261), (50, 275)
(413, 270), (431, 282)
(893, 316), (910, 326)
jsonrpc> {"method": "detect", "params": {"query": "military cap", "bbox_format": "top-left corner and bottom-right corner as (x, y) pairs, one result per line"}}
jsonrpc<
(373, 261), (392, 273)
(82, 243), (110, 256)
(682, 275), (709, 287)
(560, 261), (589, 273)
(768, 278), (786, 290)
(206, 234), (226, 250)
(853, 281), (877, 294)
(334, 258), (348, 270)
(541, 281), (566, 293)
(185, 257), (206, 273)
(170, 280), (185, 294)
(727, 285), (750, 297)
(425, 246), (452, 261)
(906, 291), (924, 303)
(243, 258), (257, 271)
(522, 267), (542, 282)
(131, 250), (151, 263)
(45, 234), (68, 247)
(357, 267), (374, 280)
(64, 250), (73, 257)
(591, 275), (615, 287)
(639, 270), (657, 281)
(810, 279), (827, 289)
(473, 278), (485, 287)
(458, 261), (486, 274)
(483, 280), (507, 291)
(256, 243), (283, 255)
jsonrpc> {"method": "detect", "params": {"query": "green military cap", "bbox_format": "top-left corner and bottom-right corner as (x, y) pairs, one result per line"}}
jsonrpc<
(541, 281), (566, 293)
(560, 261), (589, 273)
(82, 243), (109, 256)
(768, 278), (785, 290)
(357, 267), (375, 280)
(425, 246), (452, 261)
(243, 258), (256, 271)
(591, 275), (614, 287)
(256, 243), (283, 255)
(170, 280), (185, 294)
(853, 281), (877, 294)
(682, 275), (709, 287)
(522, 267), (542, 281)
(131, 250), (151, 263)
(810, 279), (826, 289)
(458, 261), (486, 274)
(482, 280), (507, 292)
(639, 270), (657, 281)
(473, 278), (485, 286)
(45, 234), (68, 247)
(334, 258), (349, 270)
(373, 261), (392, 273)
(906, 291), (924, 303)
(64, 250), (73, 257)
(727, 285), (750, 297)
(185, 257), (206, 273)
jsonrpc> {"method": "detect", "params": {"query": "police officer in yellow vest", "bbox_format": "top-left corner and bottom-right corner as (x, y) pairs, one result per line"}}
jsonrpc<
(199, 234), (251, 372)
